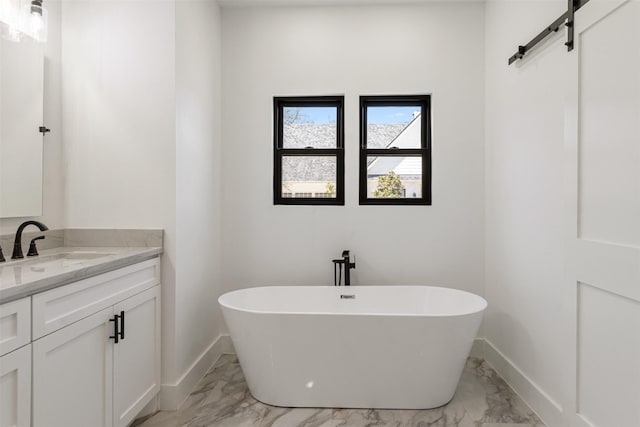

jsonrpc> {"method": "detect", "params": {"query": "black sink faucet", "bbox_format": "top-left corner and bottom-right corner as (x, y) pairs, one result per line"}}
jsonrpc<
(12, 220), (49, 260)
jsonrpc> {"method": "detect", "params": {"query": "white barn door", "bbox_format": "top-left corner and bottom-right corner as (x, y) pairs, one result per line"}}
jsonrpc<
(566, 1), (640, 426)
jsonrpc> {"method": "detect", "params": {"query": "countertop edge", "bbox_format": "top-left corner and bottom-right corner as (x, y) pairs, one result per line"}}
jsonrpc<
(0, 247), (162, 305)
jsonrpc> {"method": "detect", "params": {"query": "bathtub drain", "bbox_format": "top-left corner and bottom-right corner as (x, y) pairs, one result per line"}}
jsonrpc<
(340, 294), (355, 299)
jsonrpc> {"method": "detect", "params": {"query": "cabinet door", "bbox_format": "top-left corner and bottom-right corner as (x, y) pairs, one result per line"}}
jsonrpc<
(0, 345), (31, 427)
(0, 297), (30, 357)
(113, 286), (160, 427)
(33, 307), (114, 427)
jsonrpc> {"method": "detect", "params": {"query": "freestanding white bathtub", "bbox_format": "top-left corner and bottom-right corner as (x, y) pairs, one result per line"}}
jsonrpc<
(219, 285), (486, 409)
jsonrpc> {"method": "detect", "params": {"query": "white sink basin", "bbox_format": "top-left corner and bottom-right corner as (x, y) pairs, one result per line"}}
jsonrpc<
(0, 249), (125, 290)
(55, 251), (118, 260)
(4, 251), (118, 268)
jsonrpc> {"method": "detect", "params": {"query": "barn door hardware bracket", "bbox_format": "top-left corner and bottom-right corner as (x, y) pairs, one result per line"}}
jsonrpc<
(508, 0), (589, 65)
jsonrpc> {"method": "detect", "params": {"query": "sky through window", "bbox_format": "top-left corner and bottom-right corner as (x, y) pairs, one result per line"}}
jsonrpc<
(285, 106), (418, 124)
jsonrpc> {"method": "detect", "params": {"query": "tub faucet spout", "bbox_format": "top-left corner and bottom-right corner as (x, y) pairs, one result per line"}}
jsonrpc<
(341, 250), (356, 286)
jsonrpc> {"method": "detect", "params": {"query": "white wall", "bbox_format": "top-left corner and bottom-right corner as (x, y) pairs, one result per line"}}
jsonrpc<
(61, 0), (176, 232)
(0, 0), (63, 235)
(221, 3), (485, 303)
(484, 1), (568, 422)
(175, 0), (223, 382)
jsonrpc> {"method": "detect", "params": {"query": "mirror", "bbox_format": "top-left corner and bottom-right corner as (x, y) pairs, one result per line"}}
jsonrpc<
(0, 36), (44, 218)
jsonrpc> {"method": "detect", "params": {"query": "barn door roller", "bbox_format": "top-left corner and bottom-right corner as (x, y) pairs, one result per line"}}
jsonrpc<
(508, 0), (590, 65)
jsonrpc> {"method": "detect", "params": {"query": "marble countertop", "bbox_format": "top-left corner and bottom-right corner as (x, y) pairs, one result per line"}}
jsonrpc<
(0, 246), (162, 304)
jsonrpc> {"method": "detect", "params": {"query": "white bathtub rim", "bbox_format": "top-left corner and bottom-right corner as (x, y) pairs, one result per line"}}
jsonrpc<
(218, 285), (487, 318)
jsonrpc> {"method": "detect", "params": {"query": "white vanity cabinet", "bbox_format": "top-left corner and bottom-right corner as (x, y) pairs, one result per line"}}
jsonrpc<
(30, 258), (161, 427)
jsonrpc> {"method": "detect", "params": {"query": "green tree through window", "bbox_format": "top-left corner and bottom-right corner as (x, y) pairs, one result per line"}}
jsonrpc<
(373, 171), (404, 198)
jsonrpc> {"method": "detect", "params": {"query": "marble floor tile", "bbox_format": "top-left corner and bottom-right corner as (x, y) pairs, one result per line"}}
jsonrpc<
(133, 355), (545, 427)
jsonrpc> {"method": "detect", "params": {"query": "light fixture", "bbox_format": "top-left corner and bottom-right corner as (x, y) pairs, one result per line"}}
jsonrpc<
(25, 0), (47, 42)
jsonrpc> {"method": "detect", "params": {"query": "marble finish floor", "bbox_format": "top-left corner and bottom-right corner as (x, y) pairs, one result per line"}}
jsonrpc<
(133, 355), (545, 427)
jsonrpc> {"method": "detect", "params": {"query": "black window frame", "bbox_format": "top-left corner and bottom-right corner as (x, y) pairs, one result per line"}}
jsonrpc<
(273, 96), (345, 205)
(359, 95), (432, 206)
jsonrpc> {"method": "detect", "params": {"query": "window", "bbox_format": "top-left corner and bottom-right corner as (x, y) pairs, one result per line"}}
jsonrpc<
(274, 96), (344, 205)
(359, 95), (431, 205)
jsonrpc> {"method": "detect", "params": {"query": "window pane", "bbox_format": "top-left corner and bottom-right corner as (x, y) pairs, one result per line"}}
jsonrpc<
(282, 156), (337, 198)
(366, 106), (421, 148)
(366, 156), (422, 199)
(283, 106), (337, 148)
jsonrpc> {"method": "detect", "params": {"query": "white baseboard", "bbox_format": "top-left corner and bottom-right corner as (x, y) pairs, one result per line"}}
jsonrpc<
(136, 395), (159, 419)
(158, 334), (227, 410)
(482, 338), (563, 427)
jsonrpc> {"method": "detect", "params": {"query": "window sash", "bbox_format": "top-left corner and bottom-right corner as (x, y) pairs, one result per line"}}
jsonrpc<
(359, 95), (431, 205)
(274, 96), (344, 205)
